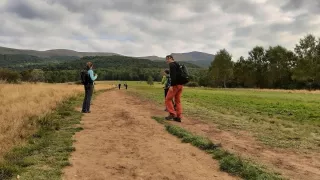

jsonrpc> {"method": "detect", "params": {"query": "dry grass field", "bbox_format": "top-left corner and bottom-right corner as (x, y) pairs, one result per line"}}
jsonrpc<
(0, 82), (113, 158)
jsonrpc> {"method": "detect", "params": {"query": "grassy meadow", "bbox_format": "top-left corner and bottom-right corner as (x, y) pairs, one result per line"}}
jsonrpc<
(126, 81), (320, 152)
(0, 82), (114, 179)
(0, 82), (113, 158)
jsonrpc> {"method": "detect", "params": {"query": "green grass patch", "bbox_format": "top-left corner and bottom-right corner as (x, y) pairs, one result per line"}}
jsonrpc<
(129, 83), (320, 151)
(152, 117), (284, 180)
(0, 89), (108, 180)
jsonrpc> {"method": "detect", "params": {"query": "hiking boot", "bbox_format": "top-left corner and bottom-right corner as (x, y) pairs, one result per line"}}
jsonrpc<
(165, 114), (175, 120)
(173, 117), (181, 122)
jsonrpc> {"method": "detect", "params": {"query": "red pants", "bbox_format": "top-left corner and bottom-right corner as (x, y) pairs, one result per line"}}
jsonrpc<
(165, 85), (183, 118)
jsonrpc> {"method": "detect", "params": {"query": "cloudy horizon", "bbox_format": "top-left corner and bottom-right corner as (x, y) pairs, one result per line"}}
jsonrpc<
(1, 0), (320, 59)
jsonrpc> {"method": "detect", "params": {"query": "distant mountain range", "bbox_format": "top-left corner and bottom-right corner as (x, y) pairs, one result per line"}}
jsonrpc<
(0, 46), (214, 67)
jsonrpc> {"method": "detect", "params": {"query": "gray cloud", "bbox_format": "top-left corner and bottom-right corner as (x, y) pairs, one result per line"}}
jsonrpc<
(6, 0), (40, 19)
(281, 0), (320, 14)
(281, 0), (303, 11)
(1, 0), (320, 59)
(5, 0), (66, 21)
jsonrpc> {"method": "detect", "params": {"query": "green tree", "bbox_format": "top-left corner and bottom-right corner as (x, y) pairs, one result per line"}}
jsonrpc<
(0, 68), (21, 83)
(264, 46), (297, 88)
(247, 46), (268, 88)
(21, 70), (33, 82)
(233, 56), (255, 88)
(197, 69), (212, 87)
(147, 76), (154, 86)
(293, 34), (320, 88)
(30, 69), (45, 83)
(209, 49), (233, 88)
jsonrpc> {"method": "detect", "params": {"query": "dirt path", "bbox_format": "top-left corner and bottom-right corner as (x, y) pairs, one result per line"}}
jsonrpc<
(63, 90), (235, 180)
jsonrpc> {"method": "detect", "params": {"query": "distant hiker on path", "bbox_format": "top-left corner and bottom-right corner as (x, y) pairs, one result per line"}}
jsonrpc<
(165, 55), (189, 122)
(124, 83), (128, 89)
(118, 83), (121, 90)
(161, 69), (175, 111)
(81, 62), (98, 113)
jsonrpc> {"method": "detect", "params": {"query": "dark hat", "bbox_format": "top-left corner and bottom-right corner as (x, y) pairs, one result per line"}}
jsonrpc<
(165, 55), (174, 60)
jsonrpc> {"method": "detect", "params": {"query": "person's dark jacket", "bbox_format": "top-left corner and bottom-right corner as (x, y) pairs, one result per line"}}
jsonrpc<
(169, 62), (183, 86)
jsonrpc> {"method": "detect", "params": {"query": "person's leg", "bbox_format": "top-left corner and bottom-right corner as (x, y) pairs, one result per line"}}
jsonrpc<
(175, 85), (183, 119)
(165, 86), (178, 118)
(86, 85), (94, 112)
(164, 89), (169, 111)
(82, 85), (88, 112)
(164, 88), (168, 98)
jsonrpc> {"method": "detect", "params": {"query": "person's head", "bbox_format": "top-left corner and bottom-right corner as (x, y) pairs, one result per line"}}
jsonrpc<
(164, 69), (170, 75)
(165, 55), (174, 64)
(86, 62), (93, 70)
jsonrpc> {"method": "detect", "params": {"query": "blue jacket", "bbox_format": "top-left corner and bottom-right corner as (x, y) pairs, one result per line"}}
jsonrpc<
(88, 69), (97, 81)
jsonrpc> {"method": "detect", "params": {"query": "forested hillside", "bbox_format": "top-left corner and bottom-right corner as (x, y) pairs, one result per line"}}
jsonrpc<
(0, 55), (201, 83)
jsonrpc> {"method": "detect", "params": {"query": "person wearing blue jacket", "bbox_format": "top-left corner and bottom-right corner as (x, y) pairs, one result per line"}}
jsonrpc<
(82, 62), (98, 113)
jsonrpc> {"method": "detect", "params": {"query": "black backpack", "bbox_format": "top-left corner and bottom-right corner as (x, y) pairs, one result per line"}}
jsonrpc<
(80, 69), (91, 85)
(175, 62), (190, 85)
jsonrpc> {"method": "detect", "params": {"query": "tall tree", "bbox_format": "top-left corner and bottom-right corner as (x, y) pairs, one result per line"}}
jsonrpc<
(264, 46), (297, 88)
(233, 56), (255, 87)
(293, 34), (320, 88)
(248, 46), (268, 88)
(209, 49), (233, 88)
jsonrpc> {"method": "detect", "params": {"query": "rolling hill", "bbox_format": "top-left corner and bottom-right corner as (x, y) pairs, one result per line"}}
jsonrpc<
(0, 46), (118, 57)
(0, 46), (214, 67)
(137, 51), (214, 67)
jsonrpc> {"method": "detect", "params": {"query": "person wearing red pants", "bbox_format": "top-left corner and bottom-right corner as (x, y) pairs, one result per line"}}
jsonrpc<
(165, 55), (184, 122)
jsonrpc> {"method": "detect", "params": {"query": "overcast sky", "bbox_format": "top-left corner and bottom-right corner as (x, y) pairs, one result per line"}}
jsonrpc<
(1, 0), (320, 59)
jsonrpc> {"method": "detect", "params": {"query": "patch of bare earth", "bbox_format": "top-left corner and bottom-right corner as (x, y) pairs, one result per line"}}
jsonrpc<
(134, 93), (320, 180)
(63, 91), (235, 180)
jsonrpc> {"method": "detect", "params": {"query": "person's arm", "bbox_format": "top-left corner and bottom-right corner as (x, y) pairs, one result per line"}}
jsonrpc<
(88, 70), (97, 81)
(161, 76), (166, 84)
(169, 63), (177, 86)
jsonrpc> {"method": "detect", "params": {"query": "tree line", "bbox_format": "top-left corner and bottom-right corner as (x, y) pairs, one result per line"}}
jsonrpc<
(201, 34), (320, 89)
(0, 68), (165, 83)
(0, 55), (201, 83)
(2, 34), (319, 90)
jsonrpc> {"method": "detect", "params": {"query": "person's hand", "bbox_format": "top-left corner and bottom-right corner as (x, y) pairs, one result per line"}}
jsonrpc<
(169, 87), (173, 92)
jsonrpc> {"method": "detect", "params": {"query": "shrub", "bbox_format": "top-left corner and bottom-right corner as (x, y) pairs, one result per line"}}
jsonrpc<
(0, 68), (21, 83)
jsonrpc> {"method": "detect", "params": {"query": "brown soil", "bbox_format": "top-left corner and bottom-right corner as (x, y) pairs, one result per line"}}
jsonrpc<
(63, 91), (235, 180)
(135, 95), (320, 180)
